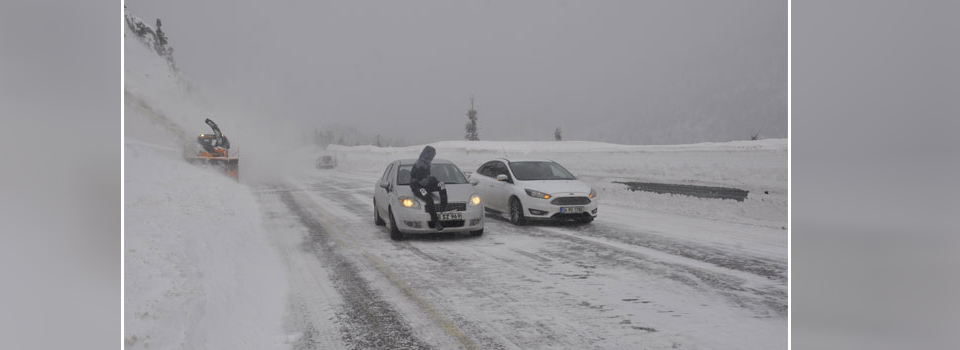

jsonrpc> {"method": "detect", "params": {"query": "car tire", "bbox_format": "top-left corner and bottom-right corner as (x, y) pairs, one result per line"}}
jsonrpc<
(509, 197), (527, 226)
(388, 207), (404, 241)
(469, 228), (484, 237)
(374, 200), (385, 226)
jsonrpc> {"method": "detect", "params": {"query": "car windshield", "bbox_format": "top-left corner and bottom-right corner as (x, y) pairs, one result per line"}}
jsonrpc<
(510, 161), (577, 181)
(397, 163), (468, 185)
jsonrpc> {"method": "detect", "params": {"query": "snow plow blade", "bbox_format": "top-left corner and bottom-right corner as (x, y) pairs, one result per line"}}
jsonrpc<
(184, 155), (240, 181)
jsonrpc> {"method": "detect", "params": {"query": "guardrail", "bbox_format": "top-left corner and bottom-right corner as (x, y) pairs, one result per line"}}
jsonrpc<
(612, 181), (749, 202)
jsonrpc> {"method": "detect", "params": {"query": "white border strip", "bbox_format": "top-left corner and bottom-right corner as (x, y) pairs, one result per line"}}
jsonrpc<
(786, 0), (793, 349)
(120, 2), (127, 349)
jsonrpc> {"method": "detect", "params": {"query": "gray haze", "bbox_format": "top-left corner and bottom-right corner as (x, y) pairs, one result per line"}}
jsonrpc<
(3, 1), (117, 349)
(128, 0), (786, 145)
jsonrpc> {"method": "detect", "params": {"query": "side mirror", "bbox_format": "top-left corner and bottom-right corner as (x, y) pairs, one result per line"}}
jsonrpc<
(470, 178), (479, 186)
(496, 174), (509, 182)
(379, 180), (390, 190)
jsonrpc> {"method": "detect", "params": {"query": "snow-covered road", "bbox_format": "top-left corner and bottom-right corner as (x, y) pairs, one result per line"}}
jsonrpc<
(255, 168), (787, 350)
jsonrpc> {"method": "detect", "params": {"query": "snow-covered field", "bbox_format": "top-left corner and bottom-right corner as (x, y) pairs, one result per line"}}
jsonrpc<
(310, 138), (787, 235)
(125, 11), (787, 350)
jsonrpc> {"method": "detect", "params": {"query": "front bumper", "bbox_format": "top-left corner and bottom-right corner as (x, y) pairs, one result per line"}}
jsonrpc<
(395, 205), (485, 234)
(523, 198), (598, 221)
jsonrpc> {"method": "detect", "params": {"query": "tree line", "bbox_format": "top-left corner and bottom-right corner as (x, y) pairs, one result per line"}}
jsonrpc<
(124, 7), (177, 72)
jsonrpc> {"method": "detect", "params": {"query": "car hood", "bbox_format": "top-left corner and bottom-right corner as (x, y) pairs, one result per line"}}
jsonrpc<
(395, 183), (477, 201)
(517, 180), (591, 195)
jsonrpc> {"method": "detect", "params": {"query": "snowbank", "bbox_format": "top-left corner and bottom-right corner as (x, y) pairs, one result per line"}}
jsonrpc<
(125, 20), (286, 350)
(124, 142), (286, 350)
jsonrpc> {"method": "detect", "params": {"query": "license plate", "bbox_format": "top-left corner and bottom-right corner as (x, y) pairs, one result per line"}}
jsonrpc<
(439, 212), (462, 221)
(560, 207), (584, 214)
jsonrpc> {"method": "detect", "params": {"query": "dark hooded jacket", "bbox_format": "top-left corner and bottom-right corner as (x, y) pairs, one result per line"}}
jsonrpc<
(410, 145), (436, 188)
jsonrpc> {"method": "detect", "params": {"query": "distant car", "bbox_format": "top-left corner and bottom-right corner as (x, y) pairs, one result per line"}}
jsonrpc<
(373, 159), (484, 240)
(316, 155), (336, 169)
(472, 159), (597, 225)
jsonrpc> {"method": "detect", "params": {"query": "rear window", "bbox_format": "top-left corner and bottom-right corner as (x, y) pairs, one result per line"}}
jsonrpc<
(397, 164), (468, 185)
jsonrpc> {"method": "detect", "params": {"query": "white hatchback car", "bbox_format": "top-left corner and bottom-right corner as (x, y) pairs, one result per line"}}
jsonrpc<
(472, 159), (597, 225)
(373, 159), (484, 240)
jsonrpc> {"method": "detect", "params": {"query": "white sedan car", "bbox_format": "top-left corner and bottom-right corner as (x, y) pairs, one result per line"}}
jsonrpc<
(471, 159), (597, 225)
(373, 159), (484, 240)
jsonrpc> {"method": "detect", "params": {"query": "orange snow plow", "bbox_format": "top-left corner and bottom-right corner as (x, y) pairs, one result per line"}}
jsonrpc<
(184, 119), (240, 181)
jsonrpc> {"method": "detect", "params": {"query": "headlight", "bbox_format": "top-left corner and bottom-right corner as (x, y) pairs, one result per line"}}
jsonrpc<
(469, 193), (482, 206)
(589, 188), (597, 199)
(524, 189), (551, 199)
(398, 197), (421, 209)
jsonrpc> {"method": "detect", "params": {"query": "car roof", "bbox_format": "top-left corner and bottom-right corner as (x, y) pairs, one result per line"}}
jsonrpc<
(397, 158), (453, 165)
(494, 158), (555, 163)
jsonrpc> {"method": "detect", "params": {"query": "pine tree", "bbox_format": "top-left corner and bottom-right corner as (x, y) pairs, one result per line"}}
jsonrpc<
(375, 134), (382, 147)
(153, 18), (177, 71)
(465, 96), (479, 141)
(555, 127), (562, 141)
(154, 19), (167, 55)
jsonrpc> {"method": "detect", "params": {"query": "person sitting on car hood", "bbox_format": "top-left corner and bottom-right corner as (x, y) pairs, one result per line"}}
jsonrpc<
(410, 145), (449, 231)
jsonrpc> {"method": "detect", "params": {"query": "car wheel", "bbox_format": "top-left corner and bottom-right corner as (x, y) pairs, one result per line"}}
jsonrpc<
(469, 228), (484, 237)
(388, 207), (404, 241)
(509, 197), (526, 226)
(374, 200), (385, 226)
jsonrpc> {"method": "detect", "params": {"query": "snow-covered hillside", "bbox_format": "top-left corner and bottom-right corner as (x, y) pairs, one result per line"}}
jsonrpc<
(124, 15), (287, 350)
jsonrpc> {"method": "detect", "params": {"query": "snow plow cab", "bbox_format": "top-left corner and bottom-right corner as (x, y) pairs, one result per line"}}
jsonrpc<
(184, 119), (239, 181)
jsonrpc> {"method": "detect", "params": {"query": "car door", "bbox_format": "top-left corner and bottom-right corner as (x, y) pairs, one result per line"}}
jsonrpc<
(375, 162), (394, 218)
(488, 161), (514, 211)
(474, 161), (499, 210)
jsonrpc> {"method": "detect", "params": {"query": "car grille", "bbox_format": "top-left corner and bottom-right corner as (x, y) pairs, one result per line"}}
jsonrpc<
(550, 213), (591, 220)
(428, 220), (465, 228)
(550, 197), (591, 205)
(437, 202), (467, 212)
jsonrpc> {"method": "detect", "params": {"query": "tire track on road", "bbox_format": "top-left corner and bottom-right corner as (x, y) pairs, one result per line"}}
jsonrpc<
(278, 191), (434, 350)
(280, 183), (497, 350)
(299, 176), (607, 349)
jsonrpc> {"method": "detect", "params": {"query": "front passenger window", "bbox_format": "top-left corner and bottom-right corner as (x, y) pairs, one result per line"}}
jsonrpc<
(493, 163), (509, 179)
(380, 164), (394, 182)
(479, 162), (495, 177)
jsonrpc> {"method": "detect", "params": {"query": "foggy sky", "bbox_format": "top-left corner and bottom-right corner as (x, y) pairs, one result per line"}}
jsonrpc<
(128, 0), (786, 145)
